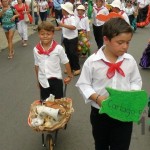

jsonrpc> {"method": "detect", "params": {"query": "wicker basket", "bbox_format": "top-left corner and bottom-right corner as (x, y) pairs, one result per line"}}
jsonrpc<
(28, 98), (74, 132)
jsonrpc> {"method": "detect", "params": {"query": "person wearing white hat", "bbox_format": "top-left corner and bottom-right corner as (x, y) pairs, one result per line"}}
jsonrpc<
(56, 2), (81, 75)
(76, 4), (90, 57)
(84, 1), (88, 15)
(110, 0), (130, 24)
(74, 1), (81, 16)
(92, 0), (109, 49)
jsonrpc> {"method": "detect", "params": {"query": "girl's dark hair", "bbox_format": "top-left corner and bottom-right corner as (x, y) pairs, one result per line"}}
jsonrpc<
(38, 21), (55, 32)
(102, 18), (133, 41)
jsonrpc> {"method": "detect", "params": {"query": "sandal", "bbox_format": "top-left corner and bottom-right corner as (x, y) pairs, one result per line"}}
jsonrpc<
(73, 70), (81, 76)
(8, 55), (13, 59)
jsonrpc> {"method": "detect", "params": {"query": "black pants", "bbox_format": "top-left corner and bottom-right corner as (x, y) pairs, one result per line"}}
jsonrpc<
(90, 107), (133, 150)
(40, 78), (63, 101)
(63, 37), (80, 71)
(39, 11), (47, 22)
(34, 12), (39, 25)
(54, 9), (63, 26)
(93, 24), (103, 49)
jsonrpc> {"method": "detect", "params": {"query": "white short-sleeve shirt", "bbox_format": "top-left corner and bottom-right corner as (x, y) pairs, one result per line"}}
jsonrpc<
(33, 43), (69, 88)
(93, 6), (109, 26)
(75, 16), (90, 31)
(61, 15), (78, 39)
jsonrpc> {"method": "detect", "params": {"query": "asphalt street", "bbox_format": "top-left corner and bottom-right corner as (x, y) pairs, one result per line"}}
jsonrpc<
(0, 25), (150, 150)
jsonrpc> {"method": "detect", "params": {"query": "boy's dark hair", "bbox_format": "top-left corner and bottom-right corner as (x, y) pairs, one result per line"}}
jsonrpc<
(102, 18), (133, 41)
(38, 21), (55, 32)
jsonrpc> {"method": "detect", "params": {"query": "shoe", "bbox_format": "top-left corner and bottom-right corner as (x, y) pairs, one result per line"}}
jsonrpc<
(73, 70), (81, 76)
(23, 43), (27, 47)
(8, 55), (13, 59)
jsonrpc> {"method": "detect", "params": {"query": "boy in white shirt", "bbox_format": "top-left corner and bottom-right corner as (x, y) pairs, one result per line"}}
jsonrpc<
(56, 2), (81, 76)
(33, 21), (73, 101)
(92, 0), (109, 49)
(76, 4), (90, 57)
(110, 0), (130, 24)
(76, 18), (142, 150)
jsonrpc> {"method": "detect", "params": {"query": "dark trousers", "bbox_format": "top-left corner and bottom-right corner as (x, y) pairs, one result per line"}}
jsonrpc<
(39, 11), (47, 22)
(90, 107), (133, 150)
(63, 37), (80, 71)
(34, 12), (39, 25)
(93, 24), (103, 49)
(40, 78), (63, 101)
(54, 9), (63, 26)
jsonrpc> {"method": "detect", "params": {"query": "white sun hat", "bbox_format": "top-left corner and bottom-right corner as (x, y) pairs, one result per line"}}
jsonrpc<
(110, 0), (121, 9)
(61, 2), (74, 14)
(77, 5), (85, 10)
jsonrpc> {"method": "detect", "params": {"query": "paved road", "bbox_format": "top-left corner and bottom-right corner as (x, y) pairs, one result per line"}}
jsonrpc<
(0, 25), (150, 150)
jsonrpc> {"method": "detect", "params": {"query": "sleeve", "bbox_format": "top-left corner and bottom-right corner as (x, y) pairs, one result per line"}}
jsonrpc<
(33, 47), (39, 66)
(129, 58), (142, 90)
(58, 45), (69, 64)
(76, 58), (96, 104)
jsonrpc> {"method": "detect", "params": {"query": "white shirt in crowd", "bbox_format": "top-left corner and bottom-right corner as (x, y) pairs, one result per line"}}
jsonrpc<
(75, 15), (90, 31)
(38, 0), (48, 12)
(33, 43), (69, 88)
(76, 46), (142, 109)
(61, 15), (78, 39)
(124, 6), (135, 16)
(93, 6), (109, 26)
(138, 0), (150, 8)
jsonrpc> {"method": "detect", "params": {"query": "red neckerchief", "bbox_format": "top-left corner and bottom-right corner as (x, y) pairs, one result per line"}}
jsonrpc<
(78, 15), (84, 20)
(94, 6), (103, 13)
(102, 59), (125, 79)
(61, 15), (69, 23)
(36, 40), (58, 55)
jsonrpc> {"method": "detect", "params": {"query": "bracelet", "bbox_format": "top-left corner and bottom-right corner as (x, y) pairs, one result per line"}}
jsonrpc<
(95, 95), (100, 104)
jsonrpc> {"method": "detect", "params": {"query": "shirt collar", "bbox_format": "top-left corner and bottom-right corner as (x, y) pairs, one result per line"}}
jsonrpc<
(92, 45), (131, 62)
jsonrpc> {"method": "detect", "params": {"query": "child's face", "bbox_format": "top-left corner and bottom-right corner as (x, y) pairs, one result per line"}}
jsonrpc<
(104, 33), (132, 57)
(77, 9), (85, 16)
(96, 0), (103, 8)
(38, 29), (54, 45)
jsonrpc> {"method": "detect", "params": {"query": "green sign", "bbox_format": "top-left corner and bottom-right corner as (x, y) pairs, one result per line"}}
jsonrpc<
(99, 87), (148, 122)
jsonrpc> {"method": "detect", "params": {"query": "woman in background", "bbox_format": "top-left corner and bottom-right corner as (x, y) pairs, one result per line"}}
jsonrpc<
(14, 0), (30, 46)
(0, 0), (19, 59)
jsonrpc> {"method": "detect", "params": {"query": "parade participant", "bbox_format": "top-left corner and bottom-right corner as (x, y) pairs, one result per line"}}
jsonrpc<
(32, 0), (39, 31)
(33, 21), (73, 101)
(53, 0), (63, 26)
(14, 0), (30, 46)
(83, 1), (88, 16)
(76, 18), (142, 150)
(76, 4), (90, 57)
(92, 0), (109, 49)
(137, 0), (150, 27)
(56, 2), (81, 76)
(0, 0), (19, 59)
(110, 0), (130, 24)
(74, 0), (81, 17)
(38, 0), (48, 22)
(124, 0), (137, 31)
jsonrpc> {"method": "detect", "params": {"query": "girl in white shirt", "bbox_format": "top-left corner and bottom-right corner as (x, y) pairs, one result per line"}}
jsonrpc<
(38, 0), (48, 22)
